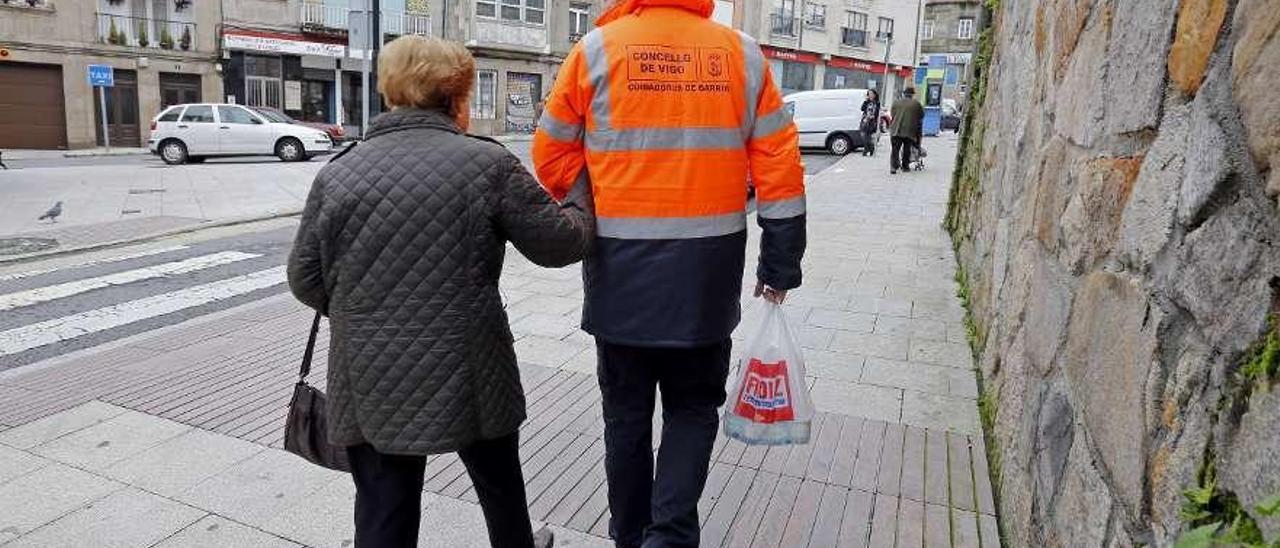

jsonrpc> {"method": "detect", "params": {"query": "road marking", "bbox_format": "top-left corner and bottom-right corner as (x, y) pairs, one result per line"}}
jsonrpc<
(0, 266), (286, 357)
(0, 251), (261, 311)
(0, 245), (191, 282)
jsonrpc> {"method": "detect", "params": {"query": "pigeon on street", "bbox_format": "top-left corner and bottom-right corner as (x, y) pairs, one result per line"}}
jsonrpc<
(38, 201), (62, 223)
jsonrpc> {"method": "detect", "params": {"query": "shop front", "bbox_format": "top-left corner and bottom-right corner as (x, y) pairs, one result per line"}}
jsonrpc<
(220, 29), (355, 129)
(761, 47), (820, 97)
(826, 56), (915, 98)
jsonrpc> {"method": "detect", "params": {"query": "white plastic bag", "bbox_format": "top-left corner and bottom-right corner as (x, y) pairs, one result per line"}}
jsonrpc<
(723, 302), (813, 445)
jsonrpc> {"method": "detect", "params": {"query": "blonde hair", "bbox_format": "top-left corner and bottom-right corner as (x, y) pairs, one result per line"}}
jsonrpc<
(377, 36), (475, 112)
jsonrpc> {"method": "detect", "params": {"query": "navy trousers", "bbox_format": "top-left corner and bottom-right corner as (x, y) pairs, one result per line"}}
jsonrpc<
(596, 339), (732, 548)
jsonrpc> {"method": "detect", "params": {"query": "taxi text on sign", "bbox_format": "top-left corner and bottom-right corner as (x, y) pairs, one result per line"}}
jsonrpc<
(88, 64), (114, 87)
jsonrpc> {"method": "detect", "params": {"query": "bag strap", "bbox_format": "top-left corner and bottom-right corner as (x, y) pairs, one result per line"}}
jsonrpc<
(298, 311), (322, 382)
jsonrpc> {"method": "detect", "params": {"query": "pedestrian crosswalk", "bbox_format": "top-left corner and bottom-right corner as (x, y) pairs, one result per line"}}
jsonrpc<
(0, 232), (294, 368)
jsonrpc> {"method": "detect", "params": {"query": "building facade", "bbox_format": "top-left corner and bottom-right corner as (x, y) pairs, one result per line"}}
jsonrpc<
(0, 0), (221, 149)
(739, 0), (922, 100)
(918, 0), (980, 104)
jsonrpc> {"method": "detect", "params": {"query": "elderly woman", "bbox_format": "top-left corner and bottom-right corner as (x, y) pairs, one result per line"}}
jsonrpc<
(288, 36), (593, 548)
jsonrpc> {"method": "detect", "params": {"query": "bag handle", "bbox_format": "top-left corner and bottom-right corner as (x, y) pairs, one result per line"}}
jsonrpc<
(298, 311), (322, 382)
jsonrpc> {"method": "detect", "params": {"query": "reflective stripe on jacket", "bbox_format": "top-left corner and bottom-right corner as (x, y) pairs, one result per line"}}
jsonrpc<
(533, 0), (806, 347)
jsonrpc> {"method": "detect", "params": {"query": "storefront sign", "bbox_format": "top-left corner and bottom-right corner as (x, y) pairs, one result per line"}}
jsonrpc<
(761, 46), (820, 64)
(223, 30), (344, 58)
(828, 56), (884, 73)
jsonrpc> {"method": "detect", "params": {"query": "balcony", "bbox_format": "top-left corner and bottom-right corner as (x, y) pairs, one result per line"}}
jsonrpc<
(770, 13), (799, 37)
(841, 27), (867, 47)
(470, 19), (548, 52)
(300, 2), (431, 37)
(96, 13), (197, 51)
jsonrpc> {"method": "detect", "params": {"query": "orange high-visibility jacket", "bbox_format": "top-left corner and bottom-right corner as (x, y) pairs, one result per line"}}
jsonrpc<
(533, 0), (806, 347)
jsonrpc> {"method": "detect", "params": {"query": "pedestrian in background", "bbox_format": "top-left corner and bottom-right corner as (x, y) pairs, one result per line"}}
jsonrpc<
(288, 35), (594, 548)
(532, 0), (807, 545)
(889, 87), (924, 174)
(860, 89), (881, 157)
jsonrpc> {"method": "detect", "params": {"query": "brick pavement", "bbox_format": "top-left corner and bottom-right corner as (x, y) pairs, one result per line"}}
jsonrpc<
(0, 134), (999, 547)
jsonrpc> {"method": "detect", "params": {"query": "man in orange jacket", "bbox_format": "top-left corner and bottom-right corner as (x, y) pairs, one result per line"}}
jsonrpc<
(533, 0), (805, 545)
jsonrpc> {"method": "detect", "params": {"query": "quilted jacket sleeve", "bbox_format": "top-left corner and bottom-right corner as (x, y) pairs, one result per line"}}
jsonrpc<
(494, 154), (595, 268)
(288, 172), (332, 314)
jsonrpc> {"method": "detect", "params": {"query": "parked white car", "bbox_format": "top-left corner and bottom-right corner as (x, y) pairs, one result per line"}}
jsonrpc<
(147, 103), (334, 165)
(783, 88), (873, 155)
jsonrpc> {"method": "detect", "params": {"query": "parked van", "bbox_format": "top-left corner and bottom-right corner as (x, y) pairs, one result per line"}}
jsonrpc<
(783, 88), (872, 155)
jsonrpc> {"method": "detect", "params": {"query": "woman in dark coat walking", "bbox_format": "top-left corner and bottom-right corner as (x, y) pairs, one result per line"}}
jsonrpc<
(859, 89), (881, 156)
(288, 36), (594, 548)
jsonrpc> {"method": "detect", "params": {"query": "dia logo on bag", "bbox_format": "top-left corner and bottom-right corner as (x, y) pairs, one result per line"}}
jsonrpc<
(734, 359), (795, 423)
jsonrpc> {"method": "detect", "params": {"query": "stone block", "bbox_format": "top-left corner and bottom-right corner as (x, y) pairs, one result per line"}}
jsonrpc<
(155, 515), (302, 548)
(901, 391), (981, 435)
(1045, 436), (1113, 547)
(0, 401), (128, 451)
(101, 427), (266, 498)
(1063, 271), (1158, 517)
(830, 331), (910, 361)
(261, 477), (356, 548)
(808, 380), (902, 423)
(860, 358), (951, 396)
(1177, 100), (1232, 227)
(0, 444), (48, 485)
(1164, 197), (1276, 349)
(1119, 103), (1191, 268)
(1059, 156), (1144, 273)
(1105, 0), (1178, 133)
(1220, 387), (1280, 539)
(31, 409), (191, 472)
(1230, 0), (1280, 207)
(1168, 0), (1229, 96)
(175, 449), (340, 527)
(806, 308), (878, 333)
(908, 339), (974, 369)
(1032, 385), (1074, 506)
(1021, 257), (1073, 375)
(805, 349), (866, 383)
(0, 463), (122, 543)
(8, 488), (204, 548)
(1052, 1), (1109, 148)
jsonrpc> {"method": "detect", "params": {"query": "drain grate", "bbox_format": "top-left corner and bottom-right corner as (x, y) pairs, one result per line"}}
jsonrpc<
(0, 237), (59, 256)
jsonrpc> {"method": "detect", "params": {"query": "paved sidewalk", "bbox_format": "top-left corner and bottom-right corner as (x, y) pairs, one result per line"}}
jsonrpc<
(0, 134), (998, 547)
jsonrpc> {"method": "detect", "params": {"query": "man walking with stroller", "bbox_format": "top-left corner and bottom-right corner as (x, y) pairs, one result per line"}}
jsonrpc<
(889, 87), (924, 174)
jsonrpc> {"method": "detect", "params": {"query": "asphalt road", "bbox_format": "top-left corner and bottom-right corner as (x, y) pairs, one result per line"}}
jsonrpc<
(5, 144), (842, 175)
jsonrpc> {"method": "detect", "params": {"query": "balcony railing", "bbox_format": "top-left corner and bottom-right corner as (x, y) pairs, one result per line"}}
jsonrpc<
(841, 27), (867, 47)
(97, 13), (197, 51)
(770, 13), (799, 37)
(301, 2), (431, 37)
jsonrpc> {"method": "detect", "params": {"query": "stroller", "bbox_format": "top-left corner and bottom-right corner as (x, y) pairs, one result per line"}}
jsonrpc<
(910, 143), (927, 171)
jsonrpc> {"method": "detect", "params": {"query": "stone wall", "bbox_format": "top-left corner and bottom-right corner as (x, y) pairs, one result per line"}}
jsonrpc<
(948, 0), (1280, 545)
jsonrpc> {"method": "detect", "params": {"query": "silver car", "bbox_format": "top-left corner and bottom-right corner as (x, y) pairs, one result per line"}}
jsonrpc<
(147, 103), (335, 165)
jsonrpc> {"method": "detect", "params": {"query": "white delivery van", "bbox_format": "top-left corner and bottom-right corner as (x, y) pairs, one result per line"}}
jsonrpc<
(783, 88), (872, 155)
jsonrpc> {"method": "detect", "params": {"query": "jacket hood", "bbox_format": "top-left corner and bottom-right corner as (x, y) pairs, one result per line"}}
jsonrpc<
(596, 0), (714, 26)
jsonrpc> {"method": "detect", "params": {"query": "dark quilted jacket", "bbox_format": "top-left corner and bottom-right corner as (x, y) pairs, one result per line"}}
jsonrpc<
(287, 108), (594, 455)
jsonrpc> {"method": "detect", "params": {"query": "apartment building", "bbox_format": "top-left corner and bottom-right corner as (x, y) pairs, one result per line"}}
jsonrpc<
(740, 0), (923, 100)
(217, 0), (605, 136)
(919, 0), (980, 103)
(0, 0), (220, 149)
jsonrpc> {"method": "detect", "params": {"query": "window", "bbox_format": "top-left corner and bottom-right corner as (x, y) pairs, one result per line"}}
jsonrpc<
(958, 17), (974, 39)
(525, 0), (544, 24)
(877, 17), (894, 41)
(217, 106), (260, 124)
(180, 105), (214, 123)
(842, 11), (867, 46)
(570, 3), (591, 38)
(847, 11), (866, 30)
(776, 0), (796, 18)
(803, 2), (825, 28)
(491, 0), (543, 24)
(157, 107), (183, 122)
(472, 70), (497, 120)
(245, 77), (283, 108)
(922, 19), (934, 40)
